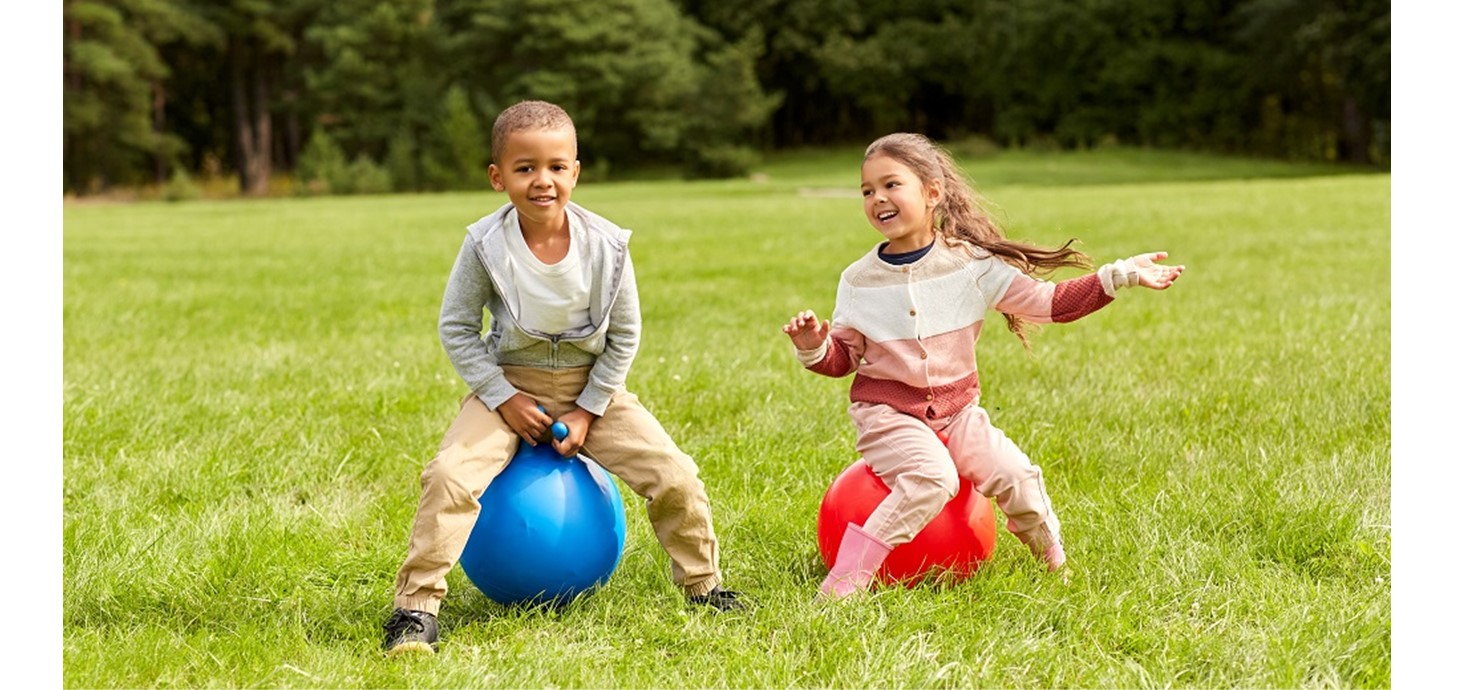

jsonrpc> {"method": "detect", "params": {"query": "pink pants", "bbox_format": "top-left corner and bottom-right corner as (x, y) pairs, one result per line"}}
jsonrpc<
(849, 401), (1063, 558)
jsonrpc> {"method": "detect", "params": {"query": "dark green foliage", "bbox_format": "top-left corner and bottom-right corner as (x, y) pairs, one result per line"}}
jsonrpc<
(345, 155), (394, 195)
(421, 84), (488, 191)
(63, 0), (221, 193)
(384, 131), (422, 192)
(295, 127), (347, 194)
(62, 0), (1390, 195)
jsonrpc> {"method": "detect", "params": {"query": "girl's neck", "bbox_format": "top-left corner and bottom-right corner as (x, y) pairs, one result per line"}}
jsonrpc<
(883, 229), (935, 254)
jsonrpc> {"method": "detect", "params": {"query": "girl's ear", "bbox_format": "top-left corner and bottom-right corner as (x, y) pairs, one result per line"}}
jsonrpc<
(925, 177), (943, 208)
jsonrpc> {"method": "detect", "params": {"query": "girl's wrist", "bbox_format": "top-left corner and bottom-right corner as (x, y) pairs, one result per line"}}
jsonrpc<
(1097, 258), (1141, 296)
(795, 338), (830, 366)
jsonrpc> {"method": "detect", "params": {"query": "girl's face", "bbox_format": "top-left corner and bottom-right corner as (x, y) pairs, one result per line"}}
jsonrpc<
(860, 153), (941, 253)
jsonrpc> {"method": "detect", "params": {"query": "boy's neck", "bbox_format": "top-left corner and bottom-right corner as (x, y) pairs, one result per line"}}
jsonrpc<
(517, 209), (569, 240)
(516, 209), (571, 264)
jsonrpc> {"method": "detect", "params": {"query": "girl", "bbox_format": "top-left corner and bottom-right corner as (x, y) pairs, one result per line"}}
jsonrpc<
(784, 132), (1183, 599)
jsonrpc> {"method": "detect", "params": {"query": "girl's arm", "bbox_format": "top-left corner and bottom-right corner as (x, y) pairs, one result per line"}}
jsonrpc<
(992, 251), (1183, 324)
(1099, 252), (1184, 292)
(783, 310), (864, 378)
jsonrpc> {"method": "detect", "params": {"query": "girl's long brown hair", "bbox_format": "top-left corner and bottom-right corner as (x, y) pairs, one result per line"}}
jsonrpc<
(865, 132), (1090, 348)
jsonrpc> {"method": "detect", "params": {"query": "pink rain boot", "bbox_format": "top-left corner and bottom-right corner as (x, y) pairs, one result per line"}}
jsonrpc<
(819, 523), (893, 599)
(1019, 525), (1069, 582)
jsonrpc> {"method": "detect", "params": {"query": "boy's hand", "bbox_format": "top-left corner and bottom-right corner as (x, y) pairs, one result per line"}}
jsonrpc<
(550, 407), (597, 457)
(1131, 251), (1185, 290)
(499, 393), (553, 445)
(783, 310), (830, 351)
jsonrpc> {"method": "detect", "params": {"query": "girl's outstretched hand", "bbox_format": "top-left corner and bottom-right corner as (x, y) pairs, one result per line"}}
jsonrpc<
(783, 309), (831, 350)
(1131, 251), (1185, 290)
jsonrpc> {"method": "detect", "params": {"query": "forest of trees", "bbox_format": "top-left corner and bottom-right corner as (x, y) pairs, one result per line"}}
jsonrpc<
(63, 0), (1390, 197)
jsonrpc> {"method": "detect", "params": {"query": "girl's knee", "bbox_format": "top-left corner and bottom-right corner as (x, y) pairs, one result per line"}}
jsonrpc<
(896, 462), (960, 503)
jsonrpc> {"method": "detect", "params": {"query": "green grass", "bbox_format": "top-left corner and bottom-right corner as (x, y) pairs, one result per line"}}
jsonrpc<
(63, 147), (1390, 688)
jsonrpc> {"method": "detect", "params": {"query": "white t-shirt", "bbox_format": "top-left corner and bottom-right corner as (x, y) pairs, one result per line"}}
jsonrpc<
(504, 220), (592, 335)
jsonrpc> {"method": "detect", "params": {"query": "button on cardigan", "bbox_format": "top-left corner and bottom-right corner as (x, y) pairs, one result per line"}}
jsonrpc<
(796, 238), (1117, 419)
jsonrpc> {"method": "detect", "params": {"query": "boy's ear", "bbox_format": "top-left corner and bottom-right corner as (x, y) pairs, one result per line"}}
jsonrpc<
(487, 163), (505, 192)
(570, 159), (581, 187)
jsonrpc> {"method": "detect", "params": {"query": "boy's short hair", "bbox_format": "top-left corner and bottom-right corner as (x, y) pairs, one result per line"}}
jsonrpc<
(491, 100), (577, 163)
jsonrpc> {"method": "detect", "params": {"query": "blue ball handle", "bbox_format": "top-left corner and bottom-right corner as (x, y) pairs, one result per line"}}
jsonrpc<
(536, 404), (570, 453)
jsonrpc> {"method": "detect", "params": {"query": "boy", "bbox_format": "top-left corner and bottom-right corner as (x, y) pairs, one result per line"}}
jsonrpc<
(384, 100), (744, 656)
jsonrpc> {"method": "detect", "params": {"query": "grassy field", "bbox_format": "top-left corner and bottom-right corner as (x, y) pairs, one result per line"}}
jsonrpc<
(62, 148), (1390, 688)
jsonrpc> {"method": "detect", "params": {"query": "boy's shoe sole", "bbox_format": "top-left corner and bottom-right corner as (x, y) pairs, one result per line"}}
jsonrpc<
(688, 586), (748, 612)
(385, 640), (436, 657)
(382, 608), (439, 656)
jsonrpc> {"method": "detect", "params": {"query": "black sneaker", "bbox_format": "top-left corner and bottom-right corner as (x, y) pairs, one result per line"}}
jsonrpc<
(688, 586), (748, 612)
(383, 608), (439, 655)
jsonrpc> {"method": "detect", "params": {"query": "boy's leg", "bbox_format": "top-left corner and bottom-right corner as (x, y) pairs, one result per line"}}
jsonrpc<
(848, 402), (961, 547)
(393, 394), (517, 614)
(939, 404), (1065, 570)
(580, 389), (722, 597)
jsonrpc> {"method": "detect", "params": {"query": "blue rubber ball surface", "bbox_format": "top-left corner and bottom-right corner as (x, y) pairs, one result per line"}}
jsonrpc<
(459, 441), (627, 606)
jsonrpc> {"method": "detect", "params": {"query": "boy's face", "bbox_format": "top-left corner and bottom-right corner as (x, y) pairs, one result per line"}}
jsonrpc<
(488, 127), (581, 233)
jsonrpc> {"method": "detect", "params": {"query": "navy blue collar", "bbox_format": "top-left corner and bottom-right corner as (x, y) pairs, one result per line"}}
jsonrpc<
(877, 239), (935, 265)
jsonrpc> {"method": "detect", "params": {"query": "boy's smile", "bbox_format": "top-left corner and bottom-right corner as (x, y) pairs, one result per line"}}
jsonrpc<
(489, 127), (581, 236)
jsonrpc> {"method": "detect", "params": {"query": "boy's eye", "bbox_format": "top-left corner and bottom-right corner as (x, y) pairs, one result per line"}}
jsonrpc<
(861, 189), (872, 197)
(515, 166), (532, 173)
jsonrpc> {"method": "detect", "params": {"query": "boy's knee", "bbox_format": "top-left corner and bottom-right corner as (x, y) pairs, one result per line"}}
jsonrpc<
(641, 459), (706, 507)
(418, 447), (478, 499)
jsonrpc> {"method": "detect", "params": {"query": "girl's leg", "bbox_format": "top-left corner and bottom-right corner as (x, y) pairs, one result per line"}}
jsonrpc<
(821, 404), (959, 598)
(849, 403), (962, 547)
(393, 394), (517, 614)
(938, 404), (1065, 571)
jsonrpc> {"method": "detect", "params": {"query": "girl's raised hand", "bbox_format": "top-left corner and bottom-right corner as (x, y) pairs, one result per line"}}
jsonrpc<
(783, 309), (831, 350)
(1131, 251), (1185, 290)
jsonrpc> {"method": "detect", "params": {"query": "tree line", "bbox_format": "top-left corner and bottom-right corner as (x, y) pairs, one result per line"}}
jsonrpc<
(63, 0), (1389, 197)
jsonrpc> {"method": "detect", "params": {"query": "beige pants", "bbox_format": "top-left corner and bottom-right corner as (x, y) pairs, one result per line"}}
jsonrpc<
(850, 401), (1063, 559)
(393, 365), (722, 614)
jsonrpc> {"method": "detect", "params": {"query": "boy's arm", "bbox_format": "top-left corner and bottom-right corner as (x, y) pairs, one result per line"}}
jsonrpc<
(577, 253), (641, 416)
(439, 236), (519, 409)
